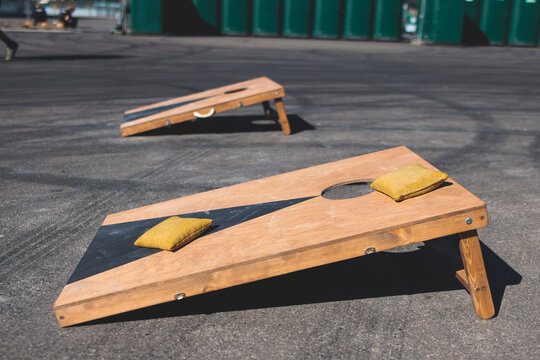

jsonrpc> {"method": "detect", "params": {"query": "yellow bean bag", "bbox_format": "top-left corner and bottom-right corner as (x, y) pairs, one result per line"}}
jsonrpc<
(134, 216), (213, 251)
(370, 164), (448, 202)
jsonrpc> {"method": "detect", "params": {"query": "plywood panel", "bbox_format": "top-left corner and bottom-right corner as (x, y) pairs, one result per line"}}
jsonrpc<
(120, 77), (289, 136)
(54, 146), (490, 326)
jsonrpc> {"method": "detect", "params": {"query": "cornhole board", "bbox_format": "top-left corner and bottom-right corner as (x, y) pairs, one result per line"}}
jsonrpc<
(54, 146), (495, 327)
(120, 77), (291, 136)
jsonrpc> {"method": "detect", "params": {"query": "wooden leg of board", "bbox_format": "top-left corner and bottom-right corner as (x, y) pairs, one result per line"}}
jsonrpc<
(458, 230), (495, 319)
(262, 101), (272, 119)
(274, 97), (291, 135)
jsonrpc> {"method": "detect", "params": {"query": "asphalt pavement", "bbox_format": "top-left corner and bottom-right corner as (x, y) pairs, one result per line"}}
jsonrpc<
(0, 19), (538, 359)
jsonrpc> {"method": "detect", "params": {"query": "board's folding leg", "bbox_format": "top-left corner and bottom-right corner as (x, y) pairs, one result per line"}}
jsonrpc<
(274, 97), (291, 135)
(457, 230), (495, 319)
(262, 101), (272, 119)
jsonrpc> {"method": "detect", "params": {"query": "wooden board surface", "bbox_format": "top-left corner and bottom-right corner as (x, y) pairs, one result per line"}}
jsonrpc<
(54, 146), (488, 326)
(120, 77), (285, 136)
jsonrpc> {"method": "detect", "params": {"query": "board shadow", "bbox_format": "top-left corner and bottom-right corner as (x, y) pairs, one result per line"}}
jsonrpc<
(80, 237), (520, 326)
(134, 114), (315, 136)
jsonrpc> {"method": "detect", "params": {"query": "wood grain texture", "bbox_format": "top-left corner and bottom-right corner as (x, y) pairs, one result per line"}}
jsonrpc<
(120, 77), (291, 136)
(54, 146), (490, 326)
(455, 269), (469, 290)
(274, 97), (291, 135)
(459, 230), (495, 319)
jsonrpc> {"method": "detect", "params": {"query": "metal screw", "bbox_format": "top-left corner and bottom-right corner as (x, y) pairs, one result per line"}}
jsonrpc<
(275, 91), (280, 96)
(364, 247), (376, 255)
(174, 293), (185, 300)
(238, 101), (243, 107)
(465, 217), (473, 225)
(165, 120), (171, 128)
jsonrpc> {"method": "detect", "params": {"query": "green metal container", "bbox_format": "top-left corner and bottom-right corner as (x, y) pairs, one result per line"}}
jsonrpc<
(479, 0), (513, 45)
(463, 0), (489, 44)
(131, 0), (162, 34)
(373, 0), (402, 41)
(313, 0), (343, 39)
(508, 0), (540, 46)
(252, 0), (281, 36)
(464, 0), (482, 24)
(416, 0), (464, 44)
(342, 0), (374, 39)
(192, 0), (220, 33)
(538, 12), (540, 45)
(222, 0), (250, 35)
(283, 0), (313, 37)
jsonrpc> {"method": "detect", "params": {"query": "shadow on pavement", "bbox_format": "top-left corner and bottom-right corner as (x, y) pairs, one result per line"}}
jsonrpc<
(81, 238), (520, 326)
(136, 114), (316, 136)
(14, 54), (129, 61)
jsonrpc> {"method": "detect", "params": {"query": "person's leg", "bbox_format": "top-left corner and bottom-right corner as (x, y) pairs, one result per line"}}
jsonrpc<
(0, 30), (18, 60)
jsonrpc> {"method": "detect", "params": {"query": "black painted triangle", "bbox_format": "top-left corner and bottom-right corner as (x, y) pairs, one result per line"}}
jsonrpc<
(67, 196), (315, 284)
(122, 96), (211, 123)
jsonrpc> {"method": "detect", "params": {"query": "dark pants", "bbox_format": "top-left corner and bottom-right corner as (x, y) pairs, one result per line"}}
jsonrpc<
(0, 30), (17, 49)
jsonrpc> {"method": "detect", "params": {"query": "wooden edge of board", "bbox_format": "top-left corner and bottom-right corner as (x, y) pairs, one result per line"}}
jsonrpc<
(54, 205), (487, 327)
(123, 77), (282, 115)
(120, 89), (285, 137)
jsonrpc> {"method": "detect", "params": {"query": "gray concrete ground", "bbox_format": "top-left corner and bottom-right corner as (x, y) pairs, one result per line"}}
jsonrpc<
(0, 19), (538, 359)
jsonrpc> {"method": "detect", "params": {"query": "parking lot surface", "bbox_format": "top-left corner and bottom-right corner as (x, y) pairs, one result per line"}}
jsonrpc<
(1, 19), (538, 359)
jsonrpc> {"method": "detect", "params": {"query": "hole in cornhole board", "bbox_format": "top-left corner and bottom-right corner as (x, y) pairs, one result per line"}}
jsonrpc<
(321, 181), (374, 200)
(224, 88), (247, 94)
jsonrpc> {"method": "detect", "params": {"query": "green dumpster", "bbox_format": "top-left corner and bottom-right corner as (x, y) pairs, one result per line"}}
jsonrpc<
(192, 0), (220, 34)
(373, 0), (403, 41)
(313, 0), (343, 39)
(252, 0), (281, 36)
(416, 0), (464, 44)
(464, 0), (482, 24)
(222, 0), (250, 35)
(463, 0), (489, 44)
(342, 0), (374, 40)
(131, 0), (162, 33)
(508, 0), (540, 46)
(283, 0), (313, 37)
(479, 0), (513, 45)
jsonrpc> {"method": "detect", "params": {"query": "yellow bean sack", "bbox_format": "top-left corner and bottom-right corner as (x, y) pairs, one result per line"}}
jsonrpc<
(370, 164), (449, 202)
(134, 216), (213, 251)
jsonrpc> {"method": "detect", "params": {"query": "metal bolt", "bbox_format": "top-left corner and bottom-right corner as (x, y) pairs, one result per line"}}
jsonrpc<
(174, 293), (185, 300)
(482, 286), (487, 291)
(238, 101), (243, 107)
(465, 217), (473, 225)
(165, 120), (171, 128)
(364, 247), (376, 255)
(275, 91), (280, 96)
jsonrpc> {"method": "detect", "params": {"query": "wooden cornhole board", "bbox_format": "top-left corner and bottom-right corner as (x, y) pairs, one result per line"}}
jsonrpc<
(54, 146), (495, 327)
(120, 77), (291, 136)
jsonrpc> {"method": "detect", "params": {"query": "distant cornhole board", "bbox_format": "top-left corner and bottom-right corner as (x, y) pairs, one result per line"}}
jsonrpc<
(120, 77), (291, 136)
(54, 147), (495, 327)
